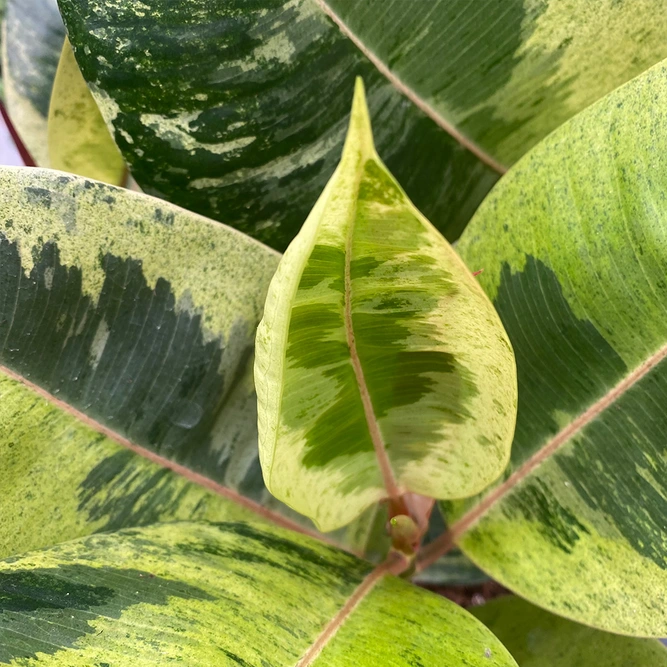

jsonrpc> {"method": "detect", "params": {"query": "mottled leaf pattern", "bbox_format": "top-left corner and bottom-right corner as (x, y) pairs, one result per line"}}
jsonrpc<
(0, 521), (517, 666)
(57, 0), (667, 250)
(323, 0), (667, 165)
(2, 0), (64, 164)
(255, 80), (517, 532)
(472, 597), (667, 666)
(0, 167), (301, 560)
(448, 60), (667, 636)
(57, 0), (500, 250)
(1, 363), (267, 561)
(48, 39), (126, 184)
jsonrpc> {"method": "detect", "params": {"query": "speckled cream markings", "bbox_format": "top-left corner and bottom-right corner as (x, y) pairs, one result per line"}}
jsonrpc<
(255, 80), (516, 532)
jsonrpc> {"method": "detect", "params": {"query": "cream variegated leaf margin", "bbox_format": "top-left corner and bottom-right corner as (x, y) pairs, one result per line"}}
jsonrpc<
(0, 521), (517, 666)
(48, 38), (126, 184)
(255, 79), (517, 533)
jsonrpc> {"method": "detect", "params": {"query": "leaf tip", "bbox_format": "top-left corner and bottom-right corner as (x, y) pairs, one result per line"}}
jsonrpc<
(342, 77), (375, 162)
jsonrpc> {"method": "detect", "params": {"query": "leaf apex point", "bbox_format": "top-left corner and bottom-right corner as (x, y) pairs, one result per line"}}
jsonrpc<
(343, 76), (375, 161)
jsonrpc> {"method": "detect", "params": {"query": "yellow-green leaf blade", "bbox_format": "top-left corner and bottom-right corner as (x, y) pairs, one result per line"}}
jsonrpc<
(0, 522), (370, 664)
(449, 59), (667, 635)
(255, 80), (517, 532)
(48, 38), (125, 184)
(315, 576), (516, 666)
(0, 521), (516, 666)
(0, 363), (280, 561)
(472, 597), (667, 667)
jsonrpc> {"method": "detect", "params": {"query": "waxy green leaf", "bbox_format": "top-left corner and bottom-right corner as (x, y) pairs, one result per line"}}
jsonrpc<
(57, 0), (667, 249)
(0, 166), (295, 560)
(0, 521), (517, 666)
(435, 59), (667, 636)
(2, 0), (64, 164)
(323, 0), (667, 166)
(57, 0), (500, 250)
(48, 39), (126, 184)
(255, 80), (517, 533)
(472, 597), (667, 666)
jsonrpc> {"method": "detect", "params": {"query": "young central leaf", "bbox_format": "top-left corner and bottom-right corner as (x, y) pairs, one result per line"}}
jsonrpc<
(255, 79), (517, 532)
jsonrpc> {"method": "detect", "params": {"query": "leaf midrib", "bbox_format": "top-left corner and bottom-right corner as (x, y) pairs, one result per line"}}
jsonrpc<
(312, 0), (507, 174)
(416, 338), (667, 569)
(295, 553), (406, 666)
(0, 362), (329, 544)
(343, 158), (401, 503)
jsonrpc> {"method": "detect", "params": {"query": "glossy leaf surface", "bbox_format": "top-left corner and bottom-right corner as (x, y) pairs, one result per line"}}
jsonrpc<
(57, 0), (500, 250)
(48, 39), (125, 184)
(0, 521), (517, 666)
(473, 597), (667, 666)
(255, 80), (517, 532)
(2, 0), (64, 164)
(58, 0), (667, 249)
(0, 166), (304, 561)
(324, 0), (667, 165)
(446, 60), (667, 636)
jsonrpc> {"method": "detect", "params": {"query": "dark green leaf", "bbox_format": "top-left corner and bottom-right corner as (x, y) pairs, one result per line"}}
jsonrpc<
(57, 0), (667, 249)
(57, 0), (500, 250)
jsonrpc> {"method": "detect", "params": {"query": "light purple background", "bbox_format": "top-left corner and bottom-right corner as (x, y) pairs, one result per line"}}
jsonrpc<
(0, 112), (25, 166)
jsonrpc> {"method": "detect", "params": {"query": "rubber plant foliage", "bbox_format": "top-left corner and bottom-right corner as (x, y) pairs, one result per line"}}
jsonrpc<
(0, 86), (521, 665)
(255, 79), (517, 536)
(55, 0), (667, 250)
(0, 74), (662, 666)
(428, 58), (667, 636)
(0, 0), (665, 663)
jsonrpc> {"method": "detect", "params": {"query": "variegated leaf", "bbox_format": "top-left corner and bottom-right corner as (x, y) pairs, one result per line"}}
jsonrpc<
(255, 80), (517, 533)
(48, 39), (126, 184)
(0, 166), (392, 563)
(323, 0), (667, 166)
(0, 521), (517, 666)
(57, 0), (667, 250)
(0, 166), (290, 560)
(2, 0), (64, 165)
(472, 597), (667, 666)
(57, 0), (501, 251)
(422, 59), (667, 636)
